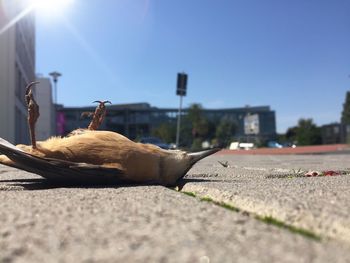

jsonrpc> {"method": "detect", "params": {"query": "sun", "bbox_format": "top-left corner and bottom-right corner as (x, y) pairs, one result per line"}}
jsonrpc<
(30, 0), (74, 14)
(0, 0), (74, 35)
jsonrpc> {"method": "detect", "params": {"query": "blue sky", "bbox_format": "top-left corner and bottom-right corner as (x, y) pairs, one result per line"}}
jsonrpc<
(35, 0), (350, 133)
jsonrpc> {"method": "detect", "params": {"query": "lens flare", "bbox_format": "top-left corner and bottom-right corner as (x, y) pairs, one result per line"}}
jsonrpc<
(0, 0), (74, 35)
(31, 0), (73, 13)
(0, 6), (34, 35)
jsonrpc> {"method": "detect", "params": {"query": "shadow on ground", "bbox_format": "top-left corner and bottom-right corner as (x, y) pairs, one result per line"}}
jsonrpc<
(0, 176), (222, 191)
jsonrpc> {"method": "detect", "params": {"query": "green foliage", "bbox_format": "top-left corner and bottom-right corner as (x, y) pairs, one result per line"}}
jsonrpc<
(179, 117), (193, 148)
(200, 196), (214, 202)
(191, 138), (202, 151)
(257, 216), (321, 241)
(187, 103), (209, 139)
(341, 91), (350, 124)
(277, 133), (288, 145)
(286, 119), (321, 146)
(219, 202), (240, 212)
(151, 123), (176, 143)
(187, 103), (203, 124)
(285, 126), (298, 143)
(215, 116), (237, 147)
(207, 119), (218, 141)
(182, 191), (196, 197)
(151, 103), (238, 149)
(296, 119), (322, 145)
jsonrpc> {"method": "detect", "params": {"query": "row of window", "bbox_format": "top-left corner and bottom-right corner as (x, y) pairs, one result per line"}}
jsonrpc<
(15, 15), (35, 82)
(15, 63), (27, 100)
(14, 8), (35, 144)
(15, 106), (28, 144)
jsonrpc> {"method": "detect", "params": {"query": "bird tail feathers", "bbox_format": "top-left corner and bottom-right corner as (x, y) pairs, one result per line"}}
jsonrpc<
(0, 137), (126, 184)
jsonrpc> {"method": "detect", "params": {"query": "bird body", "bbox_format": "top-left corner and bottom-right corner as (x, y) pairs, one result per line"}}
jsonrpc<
(0, 81), (219, 186)
(0, 129), (219, 185)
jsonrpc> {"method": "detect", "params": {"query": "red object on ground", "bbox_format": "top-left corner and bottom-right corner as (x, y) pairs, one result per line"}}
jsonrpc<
(305, 171), (320, 177)
(323, 170), (340, 176)
(304, 170), (340, 177)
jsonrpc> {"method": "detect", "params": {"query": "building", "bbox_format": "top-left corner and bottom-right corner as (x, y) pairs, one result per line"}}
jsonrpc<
(57, 103), (276, 144)
(321, 123), (350, 144)
(35, 77), (56, 140)
(0, 1), (35, 144)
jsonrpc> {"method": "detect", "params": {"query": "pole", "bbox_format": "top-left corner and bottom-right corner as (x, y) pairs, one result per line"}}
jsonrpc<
(54, 80), (57, 104)
(49, 71), (62, 104)
(176, 95), (183, 148)
(49, 71), (62, 137)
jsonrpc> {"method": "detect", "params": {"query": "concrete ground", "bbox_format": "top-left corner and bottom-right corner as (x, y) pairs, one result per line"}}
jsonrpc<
(1, 153), (350, 262)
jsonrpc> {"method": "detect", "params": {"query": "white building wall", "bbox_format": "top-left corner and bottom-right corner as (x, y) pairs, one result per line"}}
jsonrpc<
(0, 3), (16, 143)
(36, 77), (56, 140)
(0, 1), (35, 144)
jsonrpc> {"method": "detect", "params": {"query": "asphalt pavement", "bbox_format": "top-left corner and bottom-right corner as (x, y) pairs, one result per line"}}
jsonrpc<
(1, 153), (350, 262)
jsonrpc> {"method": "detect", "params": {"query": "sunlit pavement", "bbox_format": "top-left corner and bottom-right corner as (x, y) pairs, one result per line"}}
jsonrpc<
(1, 153), (350, 262)
(219, 144), (350, 155)
(185, 153), (350, 242)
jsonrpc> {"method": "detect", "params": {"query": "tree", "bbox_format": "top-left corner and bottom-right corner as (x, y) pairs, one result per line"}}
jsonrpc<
(293, 118), (322, 146)
(206, 119), (218, 142)
(341, 91), (350, 124)
(187, 103), (208, 139)
(179, 118), (193, 148)
(185, 104), (209, 150)
(285, 126), (298, 143)
(215, 116), (237, 147)
(151, 123), (176, 143)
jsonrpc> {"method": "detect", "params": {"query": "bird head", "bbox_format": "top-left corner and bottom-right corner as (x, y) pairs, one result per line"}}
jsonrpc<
(160, 148), (220, 186)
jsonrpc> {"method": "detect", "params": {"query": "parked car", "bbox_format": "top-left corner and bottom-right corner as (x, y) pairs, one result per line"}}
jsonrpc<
(139, 137), (172, 150)
(282, 142), (297, 148)
(267, 141), (283, 148)
(229, 141), (255, 150)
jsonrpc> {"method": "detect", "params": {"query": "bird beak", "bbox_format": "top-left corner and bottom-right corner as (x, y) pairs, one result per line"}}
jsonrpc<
(188, 148), (221, 165)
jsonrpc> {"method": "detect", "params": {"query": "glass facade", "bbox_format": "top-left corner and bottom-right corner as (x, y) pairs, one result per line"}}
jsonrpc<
(57, 103), (276, 143)
(0, 1), (35, 144)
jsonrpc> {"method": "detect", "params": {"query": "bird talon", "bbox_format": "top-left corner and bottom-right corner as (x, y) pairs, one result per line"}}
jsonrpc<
(80, 112), (94, 119)
(25, 82), (40, 149)
(87, 100), (111, 130)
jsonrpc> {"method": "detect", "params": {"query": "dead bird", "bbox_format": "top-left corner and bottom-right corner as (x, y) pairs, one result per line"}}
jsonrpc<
(0, 82), (220, 186)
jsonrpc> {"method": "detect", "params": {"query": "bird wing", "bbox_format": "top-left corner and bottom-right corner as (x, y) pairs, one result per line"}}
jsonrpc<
(0, 137), (127, 184)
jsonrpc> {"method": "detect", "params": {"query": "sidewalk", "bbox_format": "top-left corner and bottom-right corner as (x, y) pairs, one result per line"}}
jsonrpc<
(1, 153), (350, 262)
(183, 153), (350, 244)
(220, 144), (350, 155)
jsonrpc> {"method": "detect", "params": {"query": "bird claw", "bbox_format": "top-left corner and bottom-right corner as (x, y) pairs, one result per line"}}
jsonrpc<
(87, 100), (111, 130)
(80, 112), (94, 119)
(25, 82), (40, 149)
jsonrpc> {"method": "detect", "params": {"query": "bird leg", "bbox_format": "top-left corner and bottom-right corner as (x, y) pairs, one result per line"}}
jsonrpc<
(87, 100), (111, 130)
(25, 82), (40, 149)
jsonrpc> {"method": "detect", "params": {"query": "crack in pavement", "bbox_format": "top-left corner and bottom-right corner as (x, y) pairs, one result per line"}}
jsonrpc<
(180, 183), (350, 244)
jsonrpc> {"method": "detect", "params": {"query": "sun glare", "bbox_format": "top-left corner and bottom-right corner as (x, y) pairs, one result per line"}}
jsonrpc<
(0, 0), (74, 35)
(30, 0), (73, 14)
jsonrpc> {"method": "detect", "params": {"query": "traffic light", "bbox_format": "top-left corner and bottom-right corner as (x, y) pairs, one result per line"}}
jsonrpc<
(176, 73), (187, 96)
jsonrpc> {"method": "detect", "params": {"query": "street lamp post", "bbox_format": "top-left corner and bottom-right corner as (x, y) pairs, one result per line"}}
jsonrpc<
(175, 72), (188, 148)
(49, 71), (62, 104)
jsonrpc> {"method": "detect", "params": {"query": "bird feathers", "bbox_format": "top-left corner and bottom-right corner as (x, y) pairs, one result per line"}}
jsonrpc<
(0, 136), (127, 184)
(0, 130), (170, 184)
(0, 130), (219, 185)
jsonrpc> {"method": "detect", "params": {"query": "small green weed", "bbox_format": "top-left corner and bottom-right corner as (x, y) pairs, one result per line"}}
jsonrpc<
(179, 191), (321, 241)
(200, 196), (213, 202)
(257, 216), (321, 241)
(182, 191), (196, 197)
